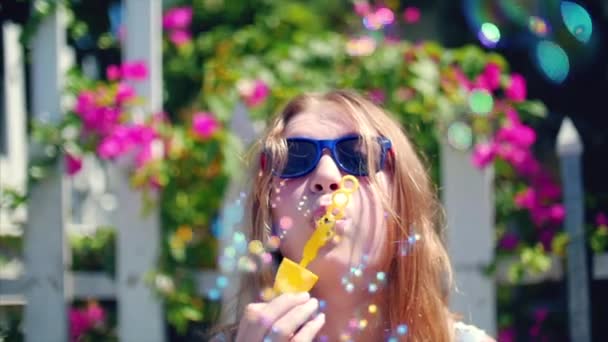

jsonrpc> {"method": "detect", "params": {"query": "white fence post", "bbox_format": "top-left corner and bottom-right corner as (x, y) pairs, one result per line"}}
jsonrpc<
(440, 141), (496, 336)
(0, 22), (27, 229)
(111, 0), (165, 341)
(22, 5), (68, 342)
(557, 117), (591, 342)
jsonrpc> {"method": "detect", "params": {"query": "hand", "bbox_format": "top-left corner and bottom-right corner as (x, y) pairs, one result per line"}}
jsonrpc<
(235, 292), (326, 342)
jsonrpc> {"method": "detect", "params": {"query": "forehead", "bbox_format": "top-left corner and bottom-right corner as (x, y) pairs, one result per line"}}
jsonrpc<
(283, 102), (358, 139)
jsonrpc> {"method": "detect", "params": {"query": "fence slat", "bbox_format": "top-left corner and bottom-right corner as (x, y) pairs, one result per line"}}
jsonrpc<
(0, 22), (27, 200)
(23, 6), (68, 342)
(557, 117), (591, 342)
(440, 141), (496, 335)
(113, 1), (165, 341)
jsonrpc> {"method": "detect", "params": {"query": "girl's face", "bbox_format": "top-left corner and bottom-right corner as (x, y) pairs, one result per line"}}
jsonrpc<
(270, 104), (391, 287)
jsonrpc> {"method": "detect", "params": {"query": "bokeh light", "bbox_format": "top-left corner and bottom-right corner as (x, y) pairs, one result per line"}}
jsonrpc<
(279, 216), (293, 230)
(248, 240), (265, 255)
(346, 36), (377, 56)
(479, 22), (501, 48)
(464, 0), (560, 48)
(468, 89), (494, 115)
(535, 40), (570, 83)
(528, 16), (550, 37)
(447, 122), (473, 151)
(397, 324), (409, 335)
(560, 1), (592, 43)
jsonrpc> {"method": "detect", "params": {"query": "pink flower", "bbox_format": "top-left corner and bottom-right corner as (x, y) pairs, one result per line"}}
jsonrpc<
(81, 107), (121, 136)
(354, 2), (371, 16)
(162, 6), (193, 30)
(97, 126), (132, 159)
(506, 73), (527, 102)
(515, 188), (537, 209)
(121, 61), (148, 81)
(106, 65), (122, 81)
(75, 91), (96, 116)
(496, 123), (536, 148)
(128, 124), (157, 144)
(534, 307), (549, 322)
(498, 232), (519, 251)
(548, 204), (565, 224)
(115, 82), (136, 104)
(505, 107), (521, 124)
(135, 139), (163, 169)
(539, 228), (556, 250)
(241, 80), (270, 107)
(367, 89), (385, 104)
(480, 62), (501, 91)
(511, 150), (540, 177)
(84, 302), (106, 325)
(169, 29), (192, 46)
(596, 212), (608, 226)
(97, 136), (126, 160)
(533, 173), (561, 201)
(192, 112), (219, 139)
(498, 327), (516, 342)
(497, 144), (540, 176)
(454, 68), (473, 90)
(472, 142), (497, 169)
(403, 6), (421, 24)
(69, 309), (91, 341)
(65, 154), (83, 176)
(473, 76), (491, 91)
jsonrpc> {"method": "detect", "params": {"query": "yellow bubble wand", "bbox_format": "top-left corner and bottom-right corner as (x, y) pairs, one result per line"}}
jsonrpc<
(273, 175), (359, 294)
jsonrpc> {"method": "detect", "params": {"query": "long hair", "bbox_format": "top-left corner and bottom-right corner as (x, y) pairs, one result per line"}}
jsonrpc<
(212, 90), (454, 341)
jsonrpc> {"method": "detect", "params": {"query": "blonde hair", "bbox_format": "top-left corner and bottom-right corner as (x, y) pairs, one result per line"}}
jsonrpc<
(214, 90), (454, 341)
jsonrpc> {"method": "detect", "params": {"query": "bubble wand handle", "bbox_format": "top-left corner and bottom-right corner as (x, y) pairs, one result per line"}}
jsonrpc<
(272, 175), (358, 294)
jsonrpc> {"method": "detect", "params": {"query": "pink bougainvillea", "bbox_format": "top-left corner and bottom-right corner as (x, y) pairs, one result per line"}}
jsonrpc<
(105, 61), (148, 81)
(192, 112), (220, 139)
(65, 153), (83, 176)
(163, 6), (193, 46)
(238, 79), (270, 107)
(506, 74), (527, 102)
(464, 62), (564, 251)
(69, 302), (106, 342)
(169, 29), (192, 46)
(403, 6), (421, 24)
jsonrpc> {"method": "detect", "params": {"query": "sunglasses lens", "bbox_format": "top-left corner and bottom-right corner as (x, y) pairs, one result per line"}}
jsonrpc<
(281, 140), (318, 177)
(336, 137), (368, 176)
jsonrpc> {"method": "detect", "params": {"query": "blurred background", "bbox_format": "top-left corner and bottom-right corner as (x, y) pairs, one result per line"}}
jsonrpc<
(1, 0), (607, 341)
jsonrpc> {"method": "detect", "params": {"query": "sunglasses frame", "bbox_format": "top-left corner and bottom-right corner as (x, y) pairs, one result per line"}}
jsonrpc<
(271, 134), (392, 179)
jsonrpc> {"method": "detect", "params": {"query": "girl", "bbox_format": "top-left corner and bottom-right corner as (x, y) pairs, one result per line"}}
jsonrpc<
(211, 90), (492, 341)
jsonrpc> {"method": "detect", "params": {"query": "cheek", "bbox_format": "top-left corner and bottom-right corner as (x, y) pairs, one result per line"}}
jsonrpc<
(270, 179), (313, 259)
(349, 176), (391, 263)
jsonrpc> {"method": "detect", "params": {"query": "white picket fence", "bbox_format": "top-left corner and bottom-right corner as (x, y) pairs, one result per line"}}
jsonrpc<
(1, 2), (607, 342)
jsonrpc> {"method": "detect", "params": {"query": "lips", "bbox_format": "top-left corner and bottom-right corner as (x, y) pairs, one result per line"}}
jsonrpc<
(312, 206), (328, 223)
(310, 206), (349, 235)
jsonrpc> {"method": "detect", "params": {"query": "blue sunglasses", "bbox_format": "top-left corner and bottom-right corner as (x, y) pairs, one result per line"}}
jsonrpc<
(269, 135), (392, 178)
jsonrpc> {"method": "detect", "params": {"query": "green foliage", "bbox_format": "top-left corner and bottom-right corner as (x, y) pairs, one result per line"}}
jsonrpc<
(70, 227), (116, 276)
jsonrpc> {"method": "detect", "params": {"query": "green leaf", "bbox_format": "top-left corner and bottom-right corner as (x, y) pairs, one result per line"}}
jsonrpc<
(514, 100), (548, 118)
(205, 95), (233, 122)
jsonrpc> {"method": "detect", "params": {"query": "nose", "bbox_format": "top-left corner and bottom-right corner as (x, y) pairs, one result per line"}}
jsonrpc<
(309, 150), (341, 193)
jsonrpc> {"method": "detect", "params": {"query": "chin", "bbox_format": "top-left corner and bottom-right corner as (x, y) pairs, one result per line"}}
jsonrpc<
(307, 248), (355, 279)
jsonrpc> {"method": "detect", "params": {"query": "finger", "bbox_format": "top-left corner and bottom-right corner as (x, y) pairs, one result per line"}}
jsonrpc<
(264, 292), (311, 322)
(238, 293), (310, 342)
(290, 313), (326, 342)
(268, 298), (320, 342)
(237, 303), (267, 342)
